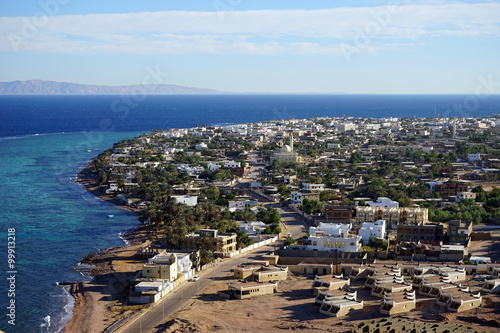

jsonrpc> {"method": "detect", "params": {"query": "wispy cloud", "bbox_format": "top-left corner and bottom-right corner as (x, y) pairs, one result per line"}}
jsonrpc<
(0, 2), (499, 55)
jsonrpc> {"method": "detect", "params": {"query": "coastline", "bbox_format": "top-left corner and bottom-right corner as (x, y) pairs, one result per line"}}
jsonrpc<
(75, 163), (141, 213)
(64, 163), (149, 332)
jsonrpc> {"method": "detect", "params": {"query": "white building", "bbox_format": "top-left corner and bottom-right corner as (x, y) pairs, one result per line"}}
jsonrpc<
(207, 162), (221, 171)
(306, 223), (361, 252)
(290, 191), (302, 205)
(176, 164), (204, 176)
(225, 161), (241, 168)
(148, 251), (193, 275)
(368, 197), (399, 208)
(131, 281), (171, 304)
(302, 183), (325, 192)
(327, 143), (341, 149)
(468, 153), (482, 162)
(309, 222), (351, 238)
(308, 232), (362, 252)
(238, 221), (267, 235)
(171, 195), (198, 207)
(195, 143), (208, 150)
(165, 147), (184, 154)
(338, 123), (357, 132)
(358, 220), (386, 245)
(455, 192), (476, 203)
(228, 199), (258, 212)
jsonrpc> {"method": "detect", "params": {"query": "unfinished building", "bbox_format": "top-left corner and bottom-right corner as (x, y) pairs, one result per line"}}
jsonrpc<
(311, 274), (350, 296)
(223, 282), (278, 299)
(371, 280), (413, 298)
(315, 289), (357, 305)
(253, 266), (288, 282)
(482, 278), (500, 293)
(319, 298), (364, 317)
(380, 290), (416, 315)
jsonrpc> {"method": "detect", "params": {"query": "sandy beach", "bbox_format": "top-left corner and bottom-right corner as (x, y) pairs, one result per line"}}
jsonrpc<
(65, 163), (148, 333)
(75, 164), (141, 213)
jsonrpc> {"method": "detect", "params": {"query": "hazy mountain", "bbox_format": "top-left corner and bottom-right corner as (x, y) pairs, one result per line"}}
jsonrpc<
(0, 80), (226, 95)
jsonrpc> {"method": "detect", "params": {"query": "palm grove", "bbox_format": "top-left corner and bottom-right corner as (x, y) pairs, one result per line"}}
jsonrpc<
(91, 133), (280, 264)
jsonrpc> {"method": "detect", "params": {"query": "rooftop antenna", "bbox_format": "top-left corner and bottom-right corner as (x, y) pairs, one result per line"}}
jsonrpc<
(434, 106), (437, 119)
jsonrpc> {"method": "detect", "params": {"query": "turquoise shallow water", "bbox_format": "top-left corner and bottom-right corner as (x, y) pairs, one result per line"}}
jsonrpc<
(0, 131), (143, 333)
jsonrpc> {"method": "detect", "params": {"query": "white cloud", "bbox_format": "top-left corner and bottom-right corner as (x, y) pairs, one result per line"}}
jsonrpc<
(0, 3), (498, 55)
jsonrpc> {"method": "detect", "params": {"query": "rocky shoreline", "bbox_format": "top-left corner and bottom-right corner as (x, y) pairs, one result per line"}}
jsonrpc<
(64, 163), (149, 332)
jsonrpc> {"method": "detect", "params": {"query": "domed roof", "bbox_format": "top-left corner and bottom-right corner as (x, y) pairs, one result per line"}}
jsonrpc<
(281, 144), (292, 152)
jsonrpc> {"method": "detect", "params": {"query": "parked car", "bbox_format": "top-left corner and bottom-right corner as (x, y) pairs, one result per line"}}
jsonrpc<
(191, 275), (200, 282)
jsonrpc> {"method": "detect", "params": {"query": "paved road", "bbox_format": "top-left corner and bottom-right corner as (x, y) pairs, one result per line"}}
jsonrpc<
(272, 203), (311, 239)
(244, 189), (310, 239)
(116, 245), (275, 333)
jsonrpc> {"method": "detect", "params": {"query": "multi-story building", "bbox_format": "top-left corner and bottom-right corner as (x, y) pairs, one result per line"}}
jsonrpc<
(447, 220), (472, 245)
(140, 253), (178, 282)
(396, 224), (444, 243)
(322, 205), (353, 221)
(308, 232), (362, 252)
(434, 182), (468, 198)
(356, 206), (428, 229)
(290, 191), (320, 205)
(199, 229), (238, 253)
(182, 229), (238, 254)
(358, 220), (386, 245)
(307, 223), (362, 252)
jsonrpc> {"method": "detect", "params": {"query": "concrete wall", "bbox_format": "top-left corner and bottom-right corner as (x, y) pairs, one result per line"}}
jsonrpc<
(471, 232), (491, 241)
(225, 236), (279, 258)
(288, 263), (334, 275)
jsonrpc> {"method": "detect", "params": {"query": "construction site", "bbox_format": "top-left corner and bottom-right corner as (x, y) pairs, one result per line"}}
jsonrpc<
(155, 254), (500, 333)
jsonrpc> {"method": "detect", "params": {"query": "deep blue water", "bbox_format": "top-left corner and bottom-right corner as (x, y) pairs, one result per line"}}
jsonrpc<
(1, 94), (499, 137)
(0, 94), (499, 333)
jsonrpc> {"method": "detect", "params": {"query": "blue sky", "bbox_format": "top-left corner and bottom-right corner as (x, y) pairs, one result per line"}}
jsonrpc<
(0, 0), (499, 93)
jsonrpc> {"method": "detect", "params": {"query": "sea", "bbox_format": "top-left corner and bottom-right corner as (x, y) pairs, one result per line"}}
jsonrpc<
(0, 94), (499, 333)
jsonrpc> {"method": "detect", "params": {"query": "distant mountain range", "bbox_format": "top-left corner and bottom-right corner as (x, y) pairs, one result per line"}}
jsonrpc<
(0, 80), (225, 95)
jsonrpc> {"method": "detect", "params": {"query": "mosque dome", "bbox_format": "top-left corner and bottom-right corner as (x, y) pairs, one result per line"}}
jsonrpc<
(281, 145), (292, 152)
